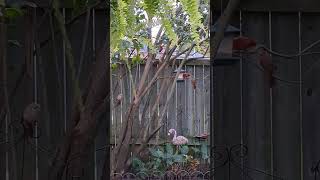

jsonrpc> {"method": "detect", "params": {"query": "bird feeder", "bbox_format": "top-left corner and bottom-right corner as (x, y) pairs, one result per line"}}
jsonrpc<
(173, 69), (191, 82)
(211, 24), (240, 57)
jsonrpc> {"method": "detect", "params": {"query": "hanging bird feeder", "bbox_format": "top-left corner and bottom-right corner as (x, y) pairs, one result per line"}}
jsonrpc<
(194, 133), (209, 141)
(211, 24), (240, 57)
(173, 69), (191, 82)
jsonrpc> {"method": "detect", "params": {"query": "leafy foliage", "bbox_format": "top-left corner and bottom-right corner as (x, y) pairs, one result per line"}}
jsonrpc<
(110, 0), (208, 65)
(179, 0), (204, 45)
(3, 7), (24, 20)
(143, 0), (159, 19)
(132, 143), (209, 174)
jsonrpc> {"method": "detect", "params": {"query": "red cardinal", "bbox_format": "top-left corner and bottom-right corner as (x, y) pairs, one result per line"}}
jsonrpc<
(232, 36), (257, 51)
(259, 50), (274, 88)
(182, 73), (191, 80)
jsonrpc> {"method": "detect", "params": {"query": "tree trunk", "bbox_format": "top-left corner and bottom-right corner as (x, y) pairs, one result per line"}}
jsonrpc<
(49, 40), (109, 180)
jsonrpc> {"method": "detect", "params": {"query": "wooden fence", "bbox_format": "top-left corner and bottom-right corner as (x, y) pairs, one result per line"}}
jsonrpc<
(110, 62), (211, 144)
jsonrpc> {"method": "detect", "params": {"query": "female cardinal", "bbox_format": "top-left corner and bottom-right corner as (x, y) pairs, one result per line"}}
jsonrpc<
(259, 50), (274, 88)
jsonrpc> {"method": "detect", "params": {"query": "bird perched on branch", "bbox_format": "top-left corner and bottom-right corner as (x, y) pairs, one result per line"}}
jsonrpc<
(21, 102), (40, 141)
(259, 50), (275, 88)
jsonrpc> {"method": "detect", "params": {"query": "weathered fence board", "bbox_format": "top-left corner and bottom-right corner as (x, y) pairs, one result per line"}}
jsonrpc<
(301, 13), (320, 180)
(242, 12), (272, 180)
(271, 13), (301, 180)
(110, 63), (211, 141)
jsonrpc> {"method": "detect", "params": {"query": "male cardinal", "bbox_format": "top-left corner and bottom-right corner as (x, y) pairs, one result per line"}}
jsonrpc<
(259, 50), (274, 88)
(232, 36), (257, 51)
(21, 103), (40, 141)
(182, 73), (191, 80)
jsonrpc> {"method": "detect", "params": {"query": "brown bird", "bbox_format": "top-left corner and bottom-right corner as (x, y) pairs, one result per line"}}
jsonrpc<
(21, 103), (40, 140)
(259, 50), (274, 88)
(114, 93), (123, 106)
(191, 79), (197, 89)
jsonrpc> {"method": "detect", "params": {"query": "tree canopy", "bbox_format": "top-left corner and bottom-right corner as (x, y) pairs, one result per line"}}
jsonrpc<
(110, 0), (210, 66)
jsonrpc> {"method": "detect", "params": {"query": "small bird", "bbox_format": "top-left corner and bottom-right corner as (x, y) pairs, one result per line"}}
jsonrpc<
(259, 50), (274, 88)
(115, 93), (123, 106)
(182, 73), (191, 80)
(191, 79), (197, 89)
(21, 102), (40, 141)
(232, 36), (257, 51)
(168, 128), (188, 146)
(159, 44), (164, 53)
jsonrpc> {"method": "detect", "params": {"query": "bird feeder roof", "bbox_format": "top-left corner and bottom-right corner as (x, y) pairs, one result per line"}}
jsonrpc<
(211, 24), (240, 34)
(173, 69), (187, 73)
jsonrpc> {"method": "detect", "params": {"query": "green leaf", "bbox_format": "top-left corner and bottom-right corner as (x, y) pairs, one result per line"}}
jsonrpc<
(173, 155), (184, 163)
(152, 158), (162, 169)
(201, 143), (208, 160)
(149, 148), (164, 158)
(132, 157), (146, 172)
(166, 159), (173, 165)
(165, 143), (174, 156)
(8, 40), (21, 47)
(143, 0), (159, 19)
(180, 145), (189, 155)
(132, 55), (141, 65)
(4, 7), (24, 19)
(191, 147), (200, 153)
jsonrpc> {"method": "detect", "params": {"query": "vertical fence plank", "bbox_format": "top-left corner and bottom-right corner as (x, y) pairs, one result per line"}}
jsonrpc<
(13, 8), (38, 180)
(242, 12), (272, 180)
(301, 13), (320, 180)
(176, 72), (186, 136)
(93, 9), (109, 179)
(271, 13), (301, 180)
(0, 5), (9, 179)
(167, 67), (177, 134)
(186, 65), (195, 136)
(203, 65), (210, 134)
(195, 65), (204, 136)
(213, 62), (242, 179)
(160, 65), (171, 140)
(36, 9), (54, 180)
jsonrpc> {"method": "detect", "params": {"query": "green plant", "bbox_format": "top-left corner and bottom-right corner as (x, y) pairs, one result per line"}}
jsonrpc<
(190, 141), (209, 160)
(132, 142), (209, 174)
(2, 7), (24, 21)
